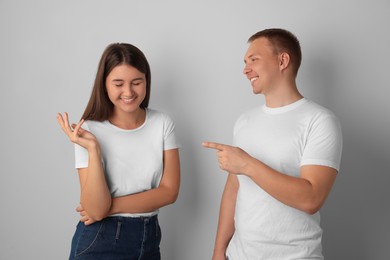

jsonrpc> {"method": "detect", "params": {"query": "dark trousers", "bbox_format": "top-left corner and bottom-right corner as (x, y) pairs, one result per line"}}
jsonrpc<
(69, 215), (161, 260)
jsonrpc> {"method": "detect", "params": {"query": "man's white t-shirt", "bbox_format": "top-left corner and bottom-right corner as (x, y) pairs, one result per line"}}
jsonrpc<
(227, 98), (343, 260)
(74, 109), (179, 217)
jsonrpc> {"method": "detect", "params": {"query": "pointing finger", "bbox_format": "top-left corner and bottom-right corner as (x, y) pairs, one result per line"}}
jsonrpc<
(202, 142), (228, 151)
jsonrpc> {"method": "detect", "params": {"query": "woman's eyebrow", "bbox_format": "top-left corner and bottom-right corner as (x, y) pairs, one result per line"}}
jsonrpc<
(111, 77), (144, 82)
(131, 77), (144, 81)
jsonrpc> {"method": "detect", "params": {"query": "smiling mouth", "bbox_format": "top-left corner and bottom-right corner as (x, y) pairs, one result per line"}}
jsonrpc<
(121, 97), (136, 103)
(250, 77), (258, 83)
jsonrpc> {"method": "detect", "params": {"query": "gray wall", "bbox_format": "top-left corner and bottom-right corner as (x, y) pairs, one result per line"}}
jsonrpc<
(1, 0), (389, 259)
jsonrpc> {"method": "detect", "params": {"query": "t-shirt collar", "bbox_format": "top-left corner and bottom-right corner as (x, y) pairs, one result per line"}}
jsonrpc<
(262, 98), (307, 115)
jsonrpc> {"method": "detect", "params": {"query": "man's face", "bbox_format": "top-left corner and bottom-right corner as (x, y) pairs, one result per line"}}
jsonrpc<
(243, 37), (280, 94)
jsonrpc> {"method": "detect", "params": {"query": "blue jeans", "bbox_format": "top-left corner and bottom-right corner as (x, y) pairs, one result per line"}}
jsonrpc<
(69, 215), (161, 260)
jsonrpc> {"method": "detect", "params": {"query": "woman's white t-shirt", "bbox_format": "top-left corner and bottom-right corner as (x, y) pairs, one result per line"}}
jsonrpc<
(74, 109), (179, 217)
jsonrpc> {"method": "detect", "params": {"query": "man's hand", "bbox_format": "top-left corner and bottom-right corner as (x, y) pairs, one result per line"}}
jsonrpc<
(202, 142), (252, 175)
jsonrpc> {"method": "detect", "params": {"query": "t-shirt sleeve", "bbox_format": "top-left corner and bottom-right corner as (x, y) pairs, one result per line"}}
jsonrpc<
(301, 114), (343, 172)
(74, 121), (90, 169)
(163, 114), (180, 150)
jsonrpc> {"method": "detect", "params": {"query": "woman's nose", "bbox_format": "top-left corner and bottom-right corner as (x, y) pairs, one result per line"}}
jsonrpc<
(123, 84), (134, 95)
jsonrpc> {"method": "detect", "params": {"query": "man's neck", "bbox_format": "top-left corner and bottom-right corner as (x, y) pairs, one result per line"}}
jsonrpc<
(264, 81), (303, 108)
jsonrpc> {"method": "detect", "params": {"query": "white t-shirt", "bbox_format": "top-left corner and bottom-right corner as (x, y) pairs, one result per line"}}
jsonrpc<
(227, 98), (343, 260)
(74, 109), (179, 217)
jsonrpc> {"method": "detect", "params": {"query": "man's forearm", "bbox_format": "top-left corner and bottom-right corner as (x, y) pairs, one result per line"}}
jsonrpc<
(213, 174), (238, 258)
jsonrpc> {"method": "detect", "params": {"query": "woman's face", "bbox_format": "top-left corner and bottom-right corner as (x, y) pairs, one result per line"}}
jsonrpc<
(105, 64), (147, 116)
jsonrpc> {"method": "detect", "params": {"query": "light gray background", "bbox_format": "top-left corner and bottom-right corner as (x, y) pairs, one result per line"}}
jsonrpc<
(1, 0), (389, 259)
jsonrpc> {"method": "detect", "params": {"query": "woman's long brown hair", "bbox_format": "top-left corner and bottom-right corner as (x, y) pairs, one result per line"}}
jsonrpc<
(81, 43), (151, 121)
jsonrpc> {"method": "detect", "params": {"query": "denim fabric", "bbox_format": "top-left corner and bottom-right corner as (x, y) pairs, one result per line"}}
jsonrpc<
(69, 215), (161, 260)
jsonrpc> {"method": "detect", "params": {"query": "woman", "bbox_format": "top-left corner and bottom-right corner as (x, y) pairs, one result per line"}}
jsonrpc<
(57, 43), (180, 259)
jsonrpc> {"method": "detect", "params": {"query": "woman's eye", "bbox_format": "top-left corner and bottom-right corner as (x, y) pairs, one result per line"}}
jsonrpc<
(115, 84), (123, 87)
(132, 81), (143, 86)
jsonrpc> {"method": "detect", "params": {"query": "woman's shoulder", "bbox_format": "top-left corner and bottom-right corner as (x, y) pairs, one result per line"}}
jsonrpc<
(147, 108), (174, 122)
(83, 119), (105, 126)
(82, 119), (109, 131)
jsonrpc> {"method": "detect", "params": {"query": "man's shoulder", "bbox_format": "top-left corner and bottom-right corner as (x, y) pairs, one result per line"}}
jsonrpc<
(238, 106), (263, 118)
(302, 100), (337, 119)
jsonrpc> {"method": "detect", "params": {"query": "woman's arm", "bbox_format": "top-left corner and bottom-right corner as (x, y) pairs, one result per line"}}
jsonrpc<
(109, 148), (180, 214)
(57, 113), (111, 222)
(77, 147), (111, 221)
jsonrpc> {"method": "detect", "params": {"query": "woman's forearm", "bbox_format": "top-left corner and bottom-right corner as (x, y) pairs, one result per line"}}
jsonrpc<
(110, 149), (180, 215)
(79, 146), (111, 220)
(109, 185), (178, 215)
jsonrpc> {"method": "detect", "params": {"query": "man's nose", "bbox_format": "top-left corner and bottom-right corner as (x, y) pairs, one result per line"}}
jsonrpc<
(243, 64), (251, 75)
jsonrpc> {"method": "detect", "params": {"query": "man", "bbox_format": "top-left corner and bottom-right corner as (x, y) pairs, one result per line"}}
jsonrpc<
(203, 28), (343, 259)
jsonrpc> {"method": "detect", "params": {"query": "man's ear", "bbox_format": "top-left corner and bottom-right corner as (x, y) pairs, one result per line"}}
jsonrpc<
(279, 52), (290, 71)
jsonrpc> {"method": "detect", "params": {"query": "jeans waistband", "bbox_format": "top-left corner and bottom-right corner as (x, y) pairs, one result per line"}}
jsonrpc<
(106, 214), (158, 223)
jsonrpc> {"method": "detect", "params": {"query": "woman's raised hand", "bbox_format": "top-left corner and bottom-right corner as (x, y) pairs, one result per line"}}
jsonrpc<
(56, 112), (99, 151)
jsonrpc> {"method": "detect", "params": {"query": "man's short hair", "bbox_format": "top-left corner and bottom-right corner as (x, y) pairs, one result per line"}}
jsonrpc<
(248, 28), (302, 76)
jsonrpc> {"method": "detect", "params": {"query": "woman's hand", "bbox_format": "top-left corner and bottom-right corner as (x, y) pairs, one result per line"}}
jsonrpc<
(57, 112), (99, 151)
(76, 205), (99, 226)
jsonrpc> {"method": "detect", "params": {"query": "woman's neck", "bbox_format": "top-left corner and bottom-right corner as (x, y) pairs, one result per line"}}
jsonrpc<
(109, 108), (146, 130)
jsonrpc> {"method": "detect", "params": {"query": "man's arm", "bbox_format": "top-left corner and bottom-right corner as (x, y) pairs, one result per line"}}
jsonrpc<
(213, 174), (238, 260)
(203, 142), (337, 215)
(245, 158), (337, 214)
